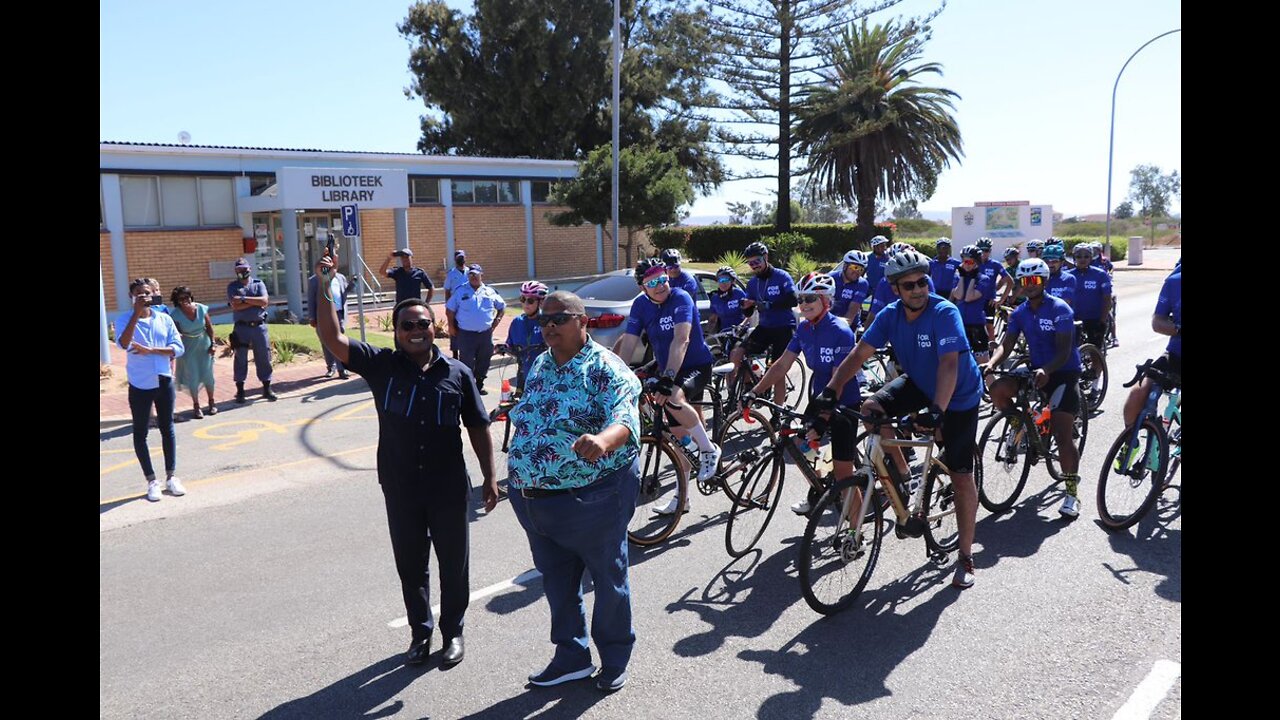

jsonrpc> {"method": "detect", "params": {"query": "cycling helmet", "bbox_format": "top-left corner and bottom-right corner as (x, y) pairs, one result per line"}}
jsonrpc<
(960, 244), (982, 262)
(1045, 236), (1065, 248)
(935, 237), (952, 247)
(890, 241), (914, 256)
(635, 257), (666, 284)
(884, 250), (931, 281)
(520, 280), (549, 298)
(715, 265), (738, 280)
(976, 237), (994, 251)
(842, 250), (869, 267)
(1004, 247), (1020, 259)
(1042, 244), (1065, 261)
(659, 248), (682, 266)
(797, 271), (836, 296)
(1026, 239), (1045, 252)
(869, 235), (890, 247)
(1016, 258), (1051, 279)
(744, 241), (769, 258)
(1072, 243), (1094, 259)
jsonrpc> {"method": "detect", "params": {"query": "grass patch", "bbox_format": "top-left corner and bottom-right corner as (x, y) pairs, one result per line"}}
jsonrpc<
(213, 322), (396, 362)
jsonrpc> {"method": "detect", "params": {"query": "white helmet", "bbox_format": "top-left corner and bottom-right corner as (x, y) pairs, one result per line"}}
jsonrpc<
(797, 271), (836, 296)
(884, 250), (931, 281)
(842, 250), (869, 267)
(1016, 258), (1051, 279)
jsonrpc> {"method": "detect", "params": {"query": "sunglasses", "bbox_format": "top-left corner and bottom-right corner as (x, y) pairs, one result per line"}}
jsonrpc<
(895, 278), (930, 291)
(717, 276), (734, 283)
(521, 297), (542, 304)
(535, 312), (584, 328)
(643, 274), (669, 289)
(746, 257), (766, 268)
(399, 318), (433, 331)
(798, 294), (824, 304)
(1019, 276), (1046, 287)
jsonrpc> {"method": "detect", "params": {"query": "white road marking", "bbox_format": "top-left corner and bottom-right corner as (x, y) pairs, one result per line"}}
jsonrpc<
(388, 569), (544, 628)
(1112, 659), (1180, 720)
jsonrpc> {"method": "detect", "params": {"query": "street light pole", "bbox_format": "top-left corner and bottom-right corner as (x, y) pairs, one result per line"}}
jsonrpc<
(1105, 28), (1180, 258)
(612, 0), (621, 270)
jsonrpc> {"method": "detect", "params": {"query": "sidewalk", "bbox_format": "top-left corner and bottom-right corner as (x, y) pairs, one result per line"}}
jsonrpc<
(1112, 245), (1179, 272)
(101, 304), (521, 427)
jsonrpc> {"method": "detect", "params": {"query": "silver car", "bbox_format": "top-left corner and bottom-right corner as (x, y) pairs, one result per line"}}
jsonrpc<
(574, 268), (725, 365)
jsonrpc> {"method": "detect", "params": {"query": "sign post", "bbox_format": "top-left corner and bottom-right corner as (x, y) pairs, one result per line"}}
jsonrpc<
(341, 204), (367, 341)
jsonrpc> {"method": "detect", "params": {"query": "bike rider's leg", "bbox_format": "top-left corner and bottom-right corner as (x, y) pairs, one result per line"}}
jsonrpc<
(1123, 378), (1154, 427)
(859, 396), (910, 480)
(727, 345), (746, 397)
(988, 376), (1017, 412)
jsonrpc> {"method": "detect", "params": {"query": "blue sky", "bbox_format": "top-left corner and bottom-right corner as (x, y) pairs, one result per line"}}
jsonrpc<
(100, 0), (1181, 221)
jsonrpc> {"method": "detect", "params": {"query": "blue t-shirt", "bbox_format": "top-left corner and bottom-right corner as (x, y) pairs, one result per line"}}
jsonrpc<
(930, 256), (962, 296)
(951, 270), (993, 326)
(227, 278), (269, 323)
(745, 267), (797, 328)
(979, 260), (1009, 302)
(786, 313), (861, 407)
(671, 270), (701, 298)
(829, 270), (871, 320)
(865, 252), (889, 289)
(1155, 268), (1181, 356)
(1070, 265), (1112, 320)
(1008, 295), (1081, 372)
(625, 287), (715, 372)
(388, 266), (433, 304)
(506, 313), (544, 348)
(861, 294), (983, 411)
(1046, 271), (1076, 304)
(710, 287), (748, 328)
(869, 275), (934, 316)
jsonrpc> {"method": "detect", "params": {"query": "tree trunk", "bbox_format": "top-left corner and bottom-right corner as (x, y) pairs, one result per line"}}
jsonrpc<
(776, 3), (793, 233)
(856, 186), (877, 241)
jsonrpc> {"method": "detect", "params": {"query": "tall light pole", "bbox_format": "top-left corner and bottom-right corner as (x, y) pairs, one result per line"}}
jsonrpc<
(612, 0), (621, 270)
(1106, 28), (1180, 257)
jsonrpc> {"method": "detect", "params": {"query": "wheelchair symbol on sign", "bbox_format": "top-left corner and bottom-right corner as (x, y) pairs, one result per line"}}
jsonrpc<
(341, 204), (360, 237)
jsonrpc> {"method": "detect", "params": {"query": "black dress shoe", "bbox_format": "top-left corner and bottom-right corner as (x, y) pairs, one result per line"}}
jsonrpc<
(406, 636), (432, 665)
(441, 636), (465, 666)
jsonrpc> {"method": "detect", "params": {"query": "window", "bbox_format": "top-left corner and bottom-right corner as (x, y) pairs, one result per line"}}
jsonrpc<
(411, 178), (440, 204)
(249, 174), (276, 196)
(530, 181), (552, 203)
(474, 180), (498, 204)
(451, 178), (520, 204)
(451, 180), (474, 203)
(120, 174), (238, 228)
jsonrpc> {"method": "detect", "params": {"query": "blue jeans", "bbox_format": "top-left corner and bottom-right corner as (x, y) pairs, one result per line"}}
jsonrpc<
(129, 377), (176, 480)
(509, 460), (639, 671)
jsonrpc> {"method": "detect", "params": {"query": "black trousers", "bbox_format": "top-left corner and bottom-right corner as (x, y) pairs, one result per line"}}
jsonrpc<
(381, 478), (471, 642)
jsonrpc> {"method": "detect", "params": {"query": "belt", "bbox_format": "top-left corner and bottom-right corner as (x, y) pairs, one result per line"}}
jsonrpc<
(235, 320), (265, 327)
(519, 486), (574, 498)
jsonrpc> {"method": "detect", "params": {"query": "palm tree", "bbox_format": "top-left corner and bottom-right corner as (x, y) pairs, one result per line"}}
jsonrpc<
(794, 20), (963, 235)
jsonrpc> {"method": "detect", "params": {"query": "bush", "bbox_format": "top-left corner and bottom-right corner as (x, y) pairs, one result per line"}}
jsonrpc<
(1058, 236), (1128, 262)
(651, 222), (896, 263)
(889, 218), (950, 237)
(760, 232), (814, 267)
(785, 253), (822, 279)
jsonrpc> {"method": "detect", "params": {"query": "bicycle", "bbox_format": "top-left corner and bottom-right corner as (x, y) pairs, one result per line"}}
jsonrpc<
(975, 367), (1090, 514)
(1095, 360), (1181, 530)
(797, 408), (962, 615)
(1074, 321), (1109, 417)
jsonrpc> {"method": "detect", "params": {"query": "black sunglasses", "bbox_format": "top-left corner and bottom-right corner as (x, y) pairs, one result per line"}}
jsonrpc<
(798, 294), (824, 304)
(895, 278), (930, 291)
(535, 312), (584, 328)
(399, 318), (433, 331)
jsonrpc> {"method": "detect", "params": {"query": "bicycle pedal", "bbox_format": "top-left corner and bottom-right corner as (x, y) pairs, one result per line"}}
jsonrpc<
(896, 515), (926, 539)
(927, 550), (950, 567)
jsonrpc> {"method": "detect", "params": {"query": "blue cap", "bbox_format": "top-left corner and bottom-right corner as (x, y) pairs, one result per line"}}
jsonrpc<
(467, 263), (484, 275)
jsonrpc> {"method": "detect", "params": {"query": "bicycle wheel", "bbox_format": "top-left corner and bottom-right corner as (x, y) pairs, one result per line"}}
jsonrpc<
(1077, 343), (1109, 416)
(1043, 406), (1089, 482)
(1096, 419), (1168, 530)
(714, 407), (776, 505)
(628, 436), (688, 546)
(860, 353), (892, 395)
(976, 410), (1032, 514)
(725, 450), (785, 557)
(921, 463), (961, 553)
(784, 358), (808, 410)
(798, 476), (883, 615)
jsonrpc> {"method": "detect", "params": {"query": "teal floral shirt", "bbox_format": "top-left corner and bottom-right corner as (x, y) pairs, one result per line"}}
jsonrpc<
(507, 340), (641, 489)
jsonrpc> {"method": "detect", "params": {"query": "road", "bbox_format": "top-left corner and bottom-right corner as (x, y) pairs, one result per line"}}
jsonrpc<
(100, 255), (1180, 719)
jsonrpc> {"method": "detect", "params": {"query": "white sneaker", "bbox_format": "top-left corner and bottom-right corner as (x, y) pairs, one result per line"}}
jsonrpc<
(146, 480), (162, 502)
(1059, 495), (1080, 518)
(654, 495), (689, 516)
(697, 445), (722, 483)
(165, 477), (186, 497)
(790, 499), (811, 516)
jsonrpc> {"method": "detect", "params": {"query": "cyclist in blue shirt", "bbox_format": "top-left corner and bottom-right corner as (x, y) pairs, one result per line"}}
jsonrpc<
(816, 250), (983, 589)
(733, 241), (798, 407)
(930, 238), (961, 299)
(985, 258), (1084, 518)
(865, 235), (891, 289)
(614, 259), (722, 506)
(504, 280), (549, 391)
(747, 272), (860, 515)
(660, 248), (701, 298)
(950, 245), (994, 363)
(976, 237), (1013, 338)
(1024, 239), (1045, 260)
(1043, 244), (1076, 304)
(1090, 242), (1114, 273)
(869, 243), (935, 321)
(708, 266), (749, 334)
(1122, 264), (1180, 427)
(1069, 244), (1113, 348)
(830, 250), (871, 329)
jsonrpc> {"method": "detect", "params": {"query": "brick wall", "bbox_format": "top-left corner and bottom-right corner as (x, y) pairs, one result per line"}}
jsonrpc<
(100, 231), (115, 306)
(115, 228), (245, 314)
(532, 207), (609, 278)
(408, 207), (447, 285)
(454, 206), (528, 284)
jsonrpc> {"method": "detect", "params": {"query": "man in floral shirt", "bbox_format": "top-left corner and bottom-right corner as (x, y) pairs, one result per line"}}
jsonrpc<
(507, 291), (640, 693)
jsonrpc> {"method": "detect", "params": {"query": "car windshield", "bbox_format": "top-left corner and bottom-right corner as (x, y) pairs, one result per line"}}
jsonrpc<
(574, 275), (641, 302)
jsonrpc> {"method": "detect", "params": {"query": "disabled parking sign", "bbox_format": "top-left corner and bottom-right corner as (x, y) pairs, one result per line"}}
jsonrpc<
(341, 204), (361, 237)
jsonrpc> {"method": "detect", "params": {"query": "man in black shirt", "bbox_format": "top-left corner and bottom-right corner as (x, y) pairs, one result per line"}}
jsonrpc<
(313, 256), (498, 668)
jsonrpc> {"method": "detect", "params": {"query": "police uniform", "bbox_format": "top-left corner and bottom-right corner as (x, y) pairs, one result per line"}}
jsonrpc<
(343, 339), (489, 646)
(446, 267), (506, 390)
(227, 273), (273, 387)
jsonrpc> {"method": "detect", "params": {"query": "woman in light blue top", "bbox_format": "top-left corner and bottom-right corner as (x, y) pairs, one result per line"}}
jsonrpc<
(116, 278), (186, 502)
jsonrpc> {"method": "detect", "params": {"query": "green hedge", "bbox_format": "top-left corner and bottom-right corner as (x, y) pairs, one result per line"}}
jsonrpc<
(1057, 236), (1128, 262)
(651, 223), (897, 262)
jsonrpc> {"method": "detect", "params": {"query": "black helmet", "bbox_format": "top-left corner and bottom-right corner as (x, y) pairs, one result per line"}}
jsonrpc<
(659, 248), (682, 265)
(716, 265), (738, 280)
(976, 237), (993, 251)
(961, 244), (982, 261)
(744, 241), (769, 258)
(635, 257), (665, 284)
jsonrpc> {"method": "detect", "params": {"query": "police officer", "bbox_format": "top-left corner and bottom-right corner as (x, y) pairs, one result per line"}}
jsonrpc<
(446, 263), (506, 394)
(379, 247), (435, 305)
(226, 257), (275, 403)
(444, 250), (470, 358)
(313, 255), (498, 668)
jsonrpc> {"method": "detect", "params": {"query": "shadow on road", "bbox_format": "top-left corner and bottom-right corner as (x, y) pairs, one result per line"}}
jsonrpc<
(257, 653), (433, 719)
